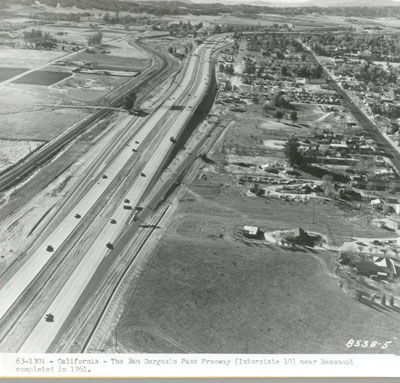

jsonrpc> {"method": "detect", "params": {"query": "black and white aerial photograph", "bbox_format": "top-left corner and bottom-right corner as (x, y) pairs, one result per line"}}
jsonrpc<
(0, 0), (400, 357)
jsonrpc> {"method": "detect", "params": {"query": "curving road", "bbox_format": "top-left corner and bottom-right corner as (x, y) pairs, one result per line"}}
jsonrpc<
(0, 35), (169, 193)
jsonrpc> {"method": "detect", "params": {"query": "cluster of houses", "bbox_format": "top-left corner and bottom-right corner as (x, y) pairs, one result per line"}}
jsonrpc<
(339, 240), (400, 281)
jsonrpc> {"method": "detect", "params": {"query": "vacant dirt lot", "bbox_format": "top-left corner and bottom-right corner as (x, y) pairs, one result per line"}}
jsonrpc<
(119, 219), (399, 354)
(0, 139), (44, 172)
(53, 73), (129, 103)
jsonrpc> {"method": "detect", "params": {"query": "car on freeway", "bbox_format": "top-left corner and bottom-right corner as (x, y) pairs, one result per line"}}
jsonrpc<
(106, 242), (114, 249)
(124, 198), (130, 203)
(132, 148), (137, 152)
(135, 141), (140, 144)
(102, 175), (108, 179)
(74, 214), (81, 219)
(110, 219), (117, 224)
(46, 245), (54, 252)
(141, 172), (146, 177)
(45, 313), (54, 322)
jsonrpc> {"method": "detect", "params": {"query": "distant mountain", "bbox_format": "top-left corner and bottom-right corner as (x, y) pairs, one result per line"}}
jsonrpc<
(136, 0), (194, 3)
(190, 0), (400, 6)
(304, 0), (400, 6)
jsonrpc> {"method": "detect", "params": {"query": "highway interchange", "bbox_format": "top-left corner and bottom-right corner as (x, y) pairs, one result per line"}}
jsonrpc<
(0, 34), (229, 352)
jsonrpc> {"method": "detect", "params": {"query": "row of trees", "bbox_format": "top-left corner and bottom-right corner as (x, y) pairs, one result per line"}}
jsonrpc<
(23, 29), (56, 50)
(29, 12), (86, 21)
(124, 92), (137, 111)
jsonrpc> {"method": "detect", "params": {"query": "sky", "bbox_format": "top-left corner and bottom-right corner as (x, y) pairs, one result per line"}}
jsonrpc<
(210, 0), (400, 3)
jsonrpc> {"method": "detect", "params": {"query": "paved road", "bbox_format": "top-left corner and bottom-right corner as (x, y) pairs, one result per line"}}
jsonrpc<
(0, 36), (224, 352)
(18, 41), (215, 353)
(0, 42), (201, 320)
(302, 40), (400, 174)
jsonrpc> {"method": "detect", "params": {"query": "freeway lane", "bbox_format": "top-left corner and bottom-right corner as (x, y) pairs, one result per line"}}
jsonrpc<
(0, 43), (203, 328)
(18, 39), (219, 353)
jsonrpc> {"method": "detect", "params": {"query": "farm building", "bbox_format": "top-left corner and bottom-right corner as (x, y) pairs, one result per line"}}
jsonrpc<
(243, 226), (263, 239)
(370, 199), (383, 209)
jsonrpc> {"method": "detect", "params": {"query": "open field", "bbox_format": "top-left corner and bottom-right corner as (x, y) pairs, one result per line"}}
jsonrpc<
(117, 172), (400, 353)
(13, 70), (72, 86)
(0, 48), (64, 69)
(0, 104), (91, 141)
(104, 39), (150, 60)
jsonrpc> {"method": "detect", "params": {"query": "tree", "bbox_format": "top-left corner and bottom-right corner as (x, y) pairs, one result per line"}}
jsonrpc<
(275, 110), (284, 120)
(87, 31), (103, 46)
(322, 174), (334, 197)
(284, 136), (304, 167)
(290, 111), (298, 123)
(124, 92), (137, 110)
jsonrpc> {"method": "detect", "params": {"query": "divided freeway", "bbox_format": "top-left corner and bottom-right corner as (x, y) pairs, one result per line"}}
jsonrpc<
(0, 35), (227, 352)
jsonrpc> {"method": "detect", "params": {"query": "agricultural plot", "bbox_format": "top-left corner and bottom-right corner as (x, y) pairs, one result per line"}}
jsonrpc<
(0, 68), (27, 82)
(70, 52), (150, 72)
(13, 70), (72, 86)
